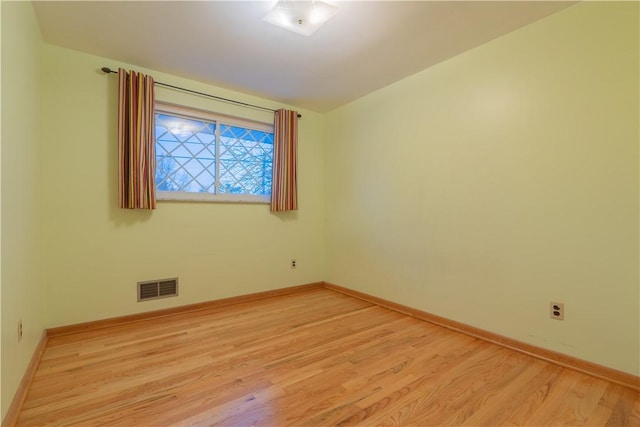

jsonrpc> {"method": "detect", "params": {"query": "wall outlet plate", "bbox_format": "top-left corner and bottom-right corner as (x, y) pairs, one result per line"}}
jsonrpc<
(550, 302), (564, 320)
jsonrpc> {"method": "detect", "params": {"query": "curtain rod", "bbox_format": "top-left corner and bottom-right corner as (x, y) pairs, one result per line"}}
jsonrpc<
(100, 67), (302, 118)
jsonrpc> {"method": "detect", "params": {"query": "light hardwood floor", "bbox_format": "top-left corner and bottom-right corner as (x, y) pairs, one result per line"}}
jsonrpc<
(17, 288), (640, 426)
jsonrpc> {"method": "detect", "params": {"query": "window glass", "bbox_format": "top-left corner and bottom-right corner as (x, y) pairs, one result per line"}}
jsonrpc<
(154, 105), (273, 203)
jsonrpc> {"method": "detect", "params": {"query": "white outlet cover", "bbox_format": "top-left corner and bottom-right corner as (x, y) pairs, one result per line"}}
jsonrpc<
(550, 302), (564, 320)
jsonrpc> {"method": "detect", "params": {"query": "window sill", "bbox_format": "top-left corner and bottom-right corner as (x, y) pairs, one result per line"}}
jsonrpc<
(156, 191), (269, 204)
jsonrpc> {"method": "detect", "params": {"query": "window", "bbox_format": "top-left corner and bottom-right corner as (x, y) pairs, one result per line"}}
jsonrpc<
(154, 102), (274, 203)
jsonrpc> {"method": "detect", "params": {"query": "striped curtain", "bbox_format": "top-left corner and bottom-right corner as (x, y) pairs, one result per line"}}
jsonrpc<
(118, 68), (156, 210)
(271, 109), (298, 211)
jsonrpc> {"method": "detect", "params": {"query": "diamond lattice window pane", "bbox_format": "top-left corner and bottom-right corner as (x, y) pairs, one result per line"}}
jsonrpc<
(155, 108), (274, 199)
(219, 124), (273, 195)
(155, 113), (216, 193)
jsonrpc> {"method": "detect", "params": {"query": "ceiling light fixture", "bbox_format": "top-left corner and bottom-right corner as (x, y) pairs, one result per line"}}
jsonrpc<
(263, 0), (338, 37)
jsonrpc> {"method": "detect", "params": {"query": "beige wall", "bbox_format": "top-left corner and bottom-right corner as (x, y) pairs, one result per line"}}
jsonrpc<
(41, 45), (326, 327)
(1, 1), (46, 419)
(325, 2), (639, 375)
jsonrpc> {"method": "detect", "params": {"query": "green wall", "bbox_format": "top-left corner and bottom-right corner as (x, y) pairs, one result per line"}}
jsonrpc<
(325, 2), (639, 375)
(1, 1), (46, 419)
(41, 45), (326, 327)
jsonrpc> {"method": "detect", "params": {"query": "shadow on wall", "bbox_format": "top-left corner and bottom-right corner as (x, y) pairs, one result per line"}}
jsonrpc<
(271, 210), (299, 222)
(104, 74), (153, 227)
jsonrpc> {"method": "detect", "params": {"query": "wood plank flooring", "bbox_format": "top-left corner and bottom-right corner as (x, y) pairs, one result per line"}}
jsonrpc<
(17, 288), (640, 426)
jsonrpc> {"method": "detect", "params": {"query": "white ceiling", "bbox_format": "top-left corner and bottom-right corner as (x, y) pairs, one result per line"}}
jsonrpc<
(32, 1), (575, 113)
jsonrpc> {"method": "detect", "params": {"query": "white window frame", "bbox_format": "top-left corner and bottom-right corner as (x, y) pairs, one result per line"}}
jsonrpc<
(155, 102), (274, 204)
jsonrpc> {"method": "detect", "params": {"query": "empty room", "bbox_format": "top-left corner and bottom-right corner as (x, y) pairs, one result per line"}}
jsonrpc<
(1, 0), (638, 425)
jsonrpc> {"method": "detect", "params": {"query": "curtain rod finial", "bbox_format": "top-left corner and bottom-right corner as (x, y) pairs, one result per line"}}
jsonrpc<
(101, 67), (114, 74)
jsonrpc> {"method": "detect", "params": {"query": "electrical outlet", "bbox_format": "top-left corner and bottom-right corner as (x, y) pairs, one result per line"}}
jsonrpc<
(17, 320), (23, 342)
(550, 302), (564, 320)
(291, 259), (297, 269)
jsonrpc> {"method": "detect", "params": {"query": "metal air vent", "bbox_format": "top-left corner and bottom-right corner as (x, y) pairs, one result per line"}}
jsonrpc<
(137, 278), (178, 302)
